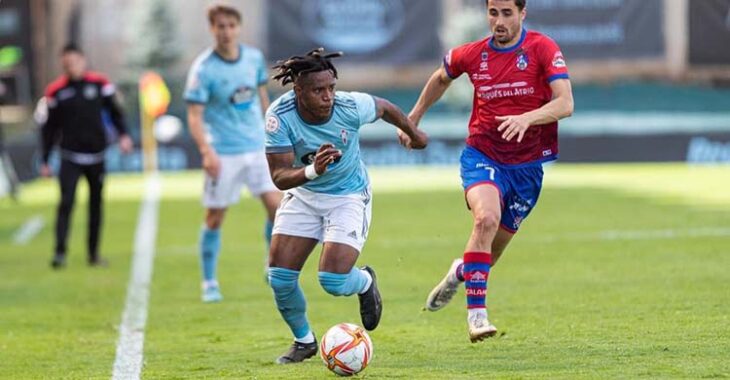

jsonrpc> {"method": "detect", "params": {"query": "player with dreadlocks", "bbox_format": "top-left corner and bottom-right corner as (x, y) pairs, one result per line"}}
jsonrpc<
(265, 48), (428, 364)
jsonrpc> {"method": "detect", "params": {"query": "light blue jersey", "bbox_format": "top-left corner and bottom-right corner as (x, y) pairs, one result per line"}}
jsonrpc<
(184, 44), (268, 155)
(265, 90), (378, 195)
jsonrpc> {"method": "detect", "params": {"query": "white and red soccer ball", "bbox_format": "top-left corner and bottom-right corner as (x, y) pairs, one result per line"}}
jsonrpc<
(320, 323), (373, 376)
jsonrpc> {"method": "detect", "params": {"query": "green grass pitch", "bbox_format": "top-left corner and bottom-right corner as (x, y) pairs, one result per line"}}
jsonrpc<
(1, 165), (729, 379)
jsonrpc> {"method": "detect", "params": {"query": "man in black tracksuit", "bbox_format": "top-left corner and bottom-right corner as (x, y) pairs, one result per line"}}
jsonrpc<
(40, 44), (133, 268)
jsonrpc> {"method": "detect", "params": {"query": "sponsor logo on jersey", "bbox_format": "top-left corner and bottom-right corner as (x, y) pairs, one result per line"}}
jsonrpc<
(516, 51), (529, 71)
(230, 86), (254, 109)
(341, 129), (348, 145)
(552, 52), (566, 68)
(301, 150), (342, 165)
(477, 81), (535, 100)
(266, 115), (280, 133)
(481, 51), (489, 61)
(542, 149), (553, 157)
(471, 73), (492, 81)
(301, 152), (317, 165)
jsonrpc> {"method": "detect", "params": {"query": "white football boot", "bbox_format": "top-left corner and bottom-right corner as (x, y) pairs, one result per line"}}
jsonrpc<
(424, 258), (463, 311)
(467, 311), (498, 343)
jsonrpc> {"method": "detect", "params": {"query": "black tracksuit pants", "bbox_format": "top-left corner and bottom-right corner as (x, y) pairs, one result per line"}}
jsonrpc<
(55, 159), (105, 260)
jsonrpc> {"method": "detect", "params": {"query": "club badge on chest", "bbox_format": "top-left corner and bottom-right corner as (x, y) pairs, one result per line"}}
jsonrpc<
(516, 49), (529, 71)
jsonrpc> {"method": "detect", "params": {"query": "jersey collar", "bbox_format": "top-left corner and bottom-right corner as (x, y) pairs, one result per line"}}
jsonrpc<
(488, 28), (527, 53)
(295, 100), (334, 126)
(213, 44), (243, 64)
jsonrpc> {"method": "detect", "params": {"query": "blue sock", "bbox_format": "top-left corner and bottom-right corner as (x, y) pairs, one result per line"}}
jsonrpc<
(318, 268), (370, 297)
(269, 267), (311, 339)
(200, 227), (221, 282)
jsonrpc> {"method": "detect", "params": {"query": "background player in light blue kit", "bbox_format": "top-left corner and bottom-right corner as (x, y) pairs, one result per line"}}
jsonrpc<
(264, 49), (429, 364)
(184, 5), (282, 303)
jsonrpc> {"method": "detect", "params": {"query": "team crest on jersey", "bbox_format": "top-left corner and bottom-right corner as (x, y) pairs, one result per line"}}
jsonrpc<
(83, 85), (98, 99)
(479, 51), (489, 71)
(516, 50), (529, 71)
(265, 115), (279, 133)
(340, 129), (348, 145)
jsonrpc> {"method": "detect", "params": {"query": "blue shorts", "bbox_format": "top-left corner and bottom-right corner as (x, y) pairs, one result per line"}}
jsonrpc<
(460, 146), (544, 233)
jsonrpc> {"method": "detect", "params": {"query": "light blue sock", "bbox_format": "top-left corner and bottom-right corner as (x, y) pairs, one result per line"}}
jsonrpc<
(269, 267), (311, 339)
(318, 268), (370, 297)
(200, 227), (221, 282)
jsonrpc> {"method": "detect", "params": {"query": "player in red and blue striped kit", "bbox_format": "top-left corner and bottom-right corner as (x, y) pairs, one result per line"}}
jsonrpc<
(404, 0), (574, 342)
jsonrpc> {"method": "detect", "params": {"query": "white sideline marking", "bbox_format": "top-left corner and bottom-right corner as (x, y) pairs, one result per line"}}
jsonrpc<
(112, 174), (161, 380)
(12, 215), (44, 245)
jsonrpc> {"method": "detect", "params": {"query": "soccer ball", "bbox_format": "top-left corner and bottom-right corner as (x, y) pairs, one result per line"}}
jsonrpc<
(320, 323), (373, 376)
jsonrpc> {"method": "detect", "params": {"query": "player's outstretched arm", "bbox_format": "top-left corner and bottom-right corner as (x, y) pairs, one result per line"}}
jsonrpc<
(266, 144), (342, 190)
(496, 78), (574, 142)
(408, 66), (453, 126)
(375, 97), (429, 150)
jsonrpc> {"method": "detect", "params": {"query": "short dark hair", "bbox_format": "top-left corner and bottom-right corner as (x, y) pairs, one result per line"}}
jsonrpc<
(272, 48), (343, 86)
(61, 43), (83, 55)
(207, 4), (241, 25)
(487, 0), (527, 11)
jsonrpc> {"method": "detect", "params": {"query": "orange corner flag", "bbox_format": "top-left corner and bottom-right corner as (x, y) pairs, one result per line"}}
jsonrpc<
(139, 72), (170, 118)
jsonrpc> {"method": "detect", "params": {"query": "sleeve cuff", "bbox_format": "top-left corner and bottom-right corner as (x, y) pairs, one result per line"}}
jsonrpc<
(368, 95), (378, 123)
(443, 57), (458, 79)
(265, 146), (294, 154)
(547, 73), (570, 83)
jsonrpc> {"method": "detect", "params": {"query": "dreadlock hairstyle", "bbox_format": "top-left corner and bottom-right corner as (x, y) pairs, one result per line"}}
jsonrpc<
(272, 48), (343, 86)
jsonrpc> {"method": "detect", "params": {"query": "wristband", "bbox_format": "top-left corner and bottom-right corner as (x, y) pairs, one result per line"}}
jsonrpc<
(304, 164), (319, 180)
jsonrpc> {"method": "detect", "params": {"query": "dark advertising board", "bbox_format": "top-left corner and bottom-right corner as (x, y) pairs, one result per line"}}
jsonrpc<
(524, 0), (665, 59)
(689, 0), (730, 64)
(267, 0), (442, 64)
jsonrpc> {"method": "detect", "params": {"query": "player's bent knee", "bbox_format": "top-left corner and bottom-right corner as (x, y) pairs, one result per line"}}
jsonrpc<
(205, 210), (225, 229)
(318, 272), (348, 296)
(473, 213), (500, 233)
(269, 267), (300, 293)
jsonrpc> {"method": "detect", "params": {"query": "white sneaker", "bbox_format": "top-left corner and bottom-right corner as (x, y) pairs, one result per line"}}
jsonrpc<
(424, 258), (463, 311)
(201, 282), (223, 303)
(468, 312), (498, 343)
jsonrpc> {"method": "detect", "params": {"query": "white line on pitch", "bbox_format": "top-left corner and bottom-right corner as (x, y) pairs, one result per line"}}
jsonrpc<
(111, 173), (161, 380)
(12, 214), (45, 245)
